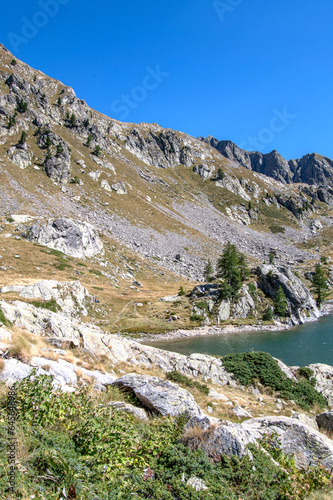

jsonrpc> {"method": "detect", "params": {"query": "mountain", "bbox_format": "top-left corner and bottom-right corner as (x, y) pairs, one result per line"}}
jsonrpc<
(0, 43), (333, 333)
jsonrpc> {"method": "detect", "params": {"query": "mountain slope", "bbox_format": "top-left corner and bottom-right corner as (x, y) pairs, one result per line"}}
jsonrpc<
(0, 43), (333, 334)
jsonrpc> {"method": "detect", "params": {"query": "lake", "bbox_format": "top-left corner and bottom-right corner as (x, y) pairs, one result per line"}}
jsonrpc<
(146, 315), (333, 367)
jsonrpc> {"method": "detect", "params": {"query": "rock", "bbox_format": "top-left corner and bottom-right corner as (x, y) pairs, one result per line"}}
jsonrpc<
(256, 264), (319, 323)
(101, 179), (112, 192)
(112, 373), (203, 417)
(7, 146), (32, 169)
(208, 389), (229, 402)
(242, 415), (333, 469)
(291, 412), (319, 431)
(216, 175), (251, 201)
(184, 416), (256, 458)
(108, 401), (148, 421)
(232, 406), (252, 418)
(307, 363), (333, 406)
(0, 326), (11, 343)
(112, 181), (127, 194)
(310, 219), (323, 233)
(0, 358), (47, 385)
(193, 163), (215, 180)
(233, 284), (255, 318)
(44, 151), (71, 184)
(9, 214), (35, 224)
(316, 411), (333, 432)
(159, 295), (180, 302)
(186, 476), (208, 491)
(22, 218), (104, 259)
(88, 170), (101, 181)
(31, 357), (77, 386)
(1, 286), (24, 293)
(217, 300), (230, 323)
(225, 206), (251, 225)
(18, 280), (91, 316)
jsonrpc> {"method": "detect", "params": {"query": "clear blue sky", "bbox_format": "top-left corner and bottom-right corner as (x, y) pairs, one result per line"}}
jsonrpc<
(1, 0), (333, 160)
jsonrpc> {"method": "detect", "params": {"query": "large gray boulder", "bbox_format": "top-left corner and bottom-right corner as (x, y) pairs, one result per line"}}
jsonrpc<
(256, 264), (319, 323)
(0, 359), (47, 385)
(112, 373), (203, 417)
(242, 416), (333, 470)
(7, 145), (32, 169)
(22, 218), (104, 259)
(184, 416), (256, 458)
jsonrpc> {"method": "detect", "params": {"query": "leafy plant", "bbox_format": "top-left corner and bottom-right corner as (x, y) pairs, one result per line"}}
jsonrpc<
(166, 371), (209, 395)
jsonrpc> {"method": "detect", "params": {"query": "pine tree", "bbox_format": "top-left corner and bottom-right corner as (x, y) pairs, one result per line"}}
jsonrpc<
(16, 99), (28, 113)
(69, 113), (77, 128)
(262, 307), (273, 321)
(217, 242), (249, 300)
(8, 114), (16, 129)
(45, 147), (52, 162)
(18, 131), (27, 145)
(86, 133), (93, 147)
(311, 263), (330, 307)
(57, 97), (62, 106)
(93, 145), (101, 157)
(274, 286), (287, 317)
(45, 135), (52, 148)
(204, 259), (214, 282)
(56, 143), (64, 158)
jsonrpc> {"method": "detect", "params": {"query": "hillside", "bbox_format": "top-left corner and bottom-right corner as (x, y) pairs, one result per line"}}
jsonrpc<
(0, 45), (333, 499)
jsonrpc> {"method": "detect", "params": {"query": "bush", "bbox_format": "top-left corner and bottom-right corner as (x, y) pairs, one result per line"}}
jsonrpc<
(178, 286), (186, 296)
(166, 371), (209, 395)
(262, 307), (273, 321)
(222, 352), (326, 409)
(16, 99), (28, 113)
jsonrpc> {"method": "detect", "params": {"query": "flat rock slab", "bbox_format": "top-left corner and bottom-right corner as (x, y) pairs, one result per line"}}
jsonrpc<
(112, 373), (203, 417)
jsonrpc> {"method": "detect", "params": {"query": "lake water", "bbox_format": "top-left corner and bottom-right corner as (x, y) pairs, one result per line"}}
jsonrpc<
(147, 315), (333, 367)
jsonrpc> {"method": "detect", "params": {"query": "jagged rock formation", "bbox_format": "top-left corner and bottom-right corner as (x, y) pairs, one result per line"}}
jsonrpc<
(256, 264), (319, 323)
(316, 411), (333, 432)
(201, 136), (333, 187)
(22, 218), (104, 259)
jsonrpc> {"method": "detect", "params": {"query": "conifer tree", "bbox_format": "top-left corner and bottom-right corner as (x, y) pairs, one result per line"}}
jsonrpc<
(204, 259), (214, 282)
(18, 131), (27, 145)
(311, 263), (330, 307)
(274, 286), (287, 317)
(217, 242), (249, 300)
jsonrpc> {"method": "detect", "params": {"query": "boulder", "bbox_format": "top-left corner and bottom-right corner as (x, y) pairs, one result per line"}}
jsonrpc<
(44, 154), (71, 184)
(30, 357), (77, 386)
(316, 411), (333, 432)
(217, 300), (230, 322)
(193, 163), (215, 180)
(291, 412), (319, 431)
(184, 416), (256, 458)
(0, 358), (47, 385)
(7, 146), (32, 169)
(242, 415), (333, 470)
(233, 284), (255, 318)
(108, 401), (148, 421)
(112, 181), (127, 194)
(22, 218), (104, 259)
(112, 373), (203, 417)
(101, 179), (112, 192)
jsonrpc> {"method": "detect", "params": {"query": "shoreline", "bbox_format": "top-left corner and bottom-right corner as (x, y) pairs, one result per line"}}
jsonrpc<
(134, 302), (333, 344)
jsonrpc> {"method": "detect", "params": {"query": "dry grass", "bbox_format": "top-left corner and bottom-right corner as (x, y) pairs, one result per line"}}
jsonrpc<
(0, 358), (4, 372)
(181, 422), (218, 451)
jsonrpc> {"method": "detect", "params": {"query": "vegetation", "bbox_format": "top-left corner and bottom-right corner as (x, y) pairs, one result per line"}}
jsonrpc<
(311, 263), (330, 307)
(16, 99), (28, 113)
(18, 130), (27, 145)
(274, 286), (287, 317)
(10, 58), (17, 65)
(166, 370), (209, 395)
(86, 133), (93, 147)
(222, 352), (326, 410)
(0, 373), (331, 499)
(7, 114), (16, 129)
(94, 144), (102, 157)
(69, 113), (77, 128)
(216, 168), (225, 180)
(56, 142), (64, 157)
(262, 306), (274, 321)
(216, 242), (249, 301)
(178, 286), (186, 296)
(30, 299), (60, 313)
(203, 259), (213, 281)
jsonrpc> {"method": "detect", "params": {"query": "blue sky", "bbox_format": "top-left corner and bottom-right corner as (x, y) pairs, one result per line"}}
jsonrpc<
(1, 0), (333, 160)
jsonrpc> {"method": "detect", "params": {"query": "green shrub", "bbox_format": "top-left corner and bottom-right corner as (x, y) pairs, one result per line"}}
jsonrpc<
(166, 370), (209, 395)
(0, 307), (11, 326)
(178, 286), (186, 296)
(297, 367), (314, 380)
(196, 301), (208, 310)
(31, 299), (60, 313)
(190, 314), (203, 322)
(222, 352), (326, 409)
(262, 307), (273, 321)
(269, 225), (285, 234)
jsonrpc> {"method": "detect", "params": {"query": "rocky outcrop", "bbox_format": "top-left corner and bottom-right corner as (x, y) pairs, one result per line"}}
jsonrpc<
(112, 181), (127, 194)
(307, 364), (333, 406)
(242, 416), (333, 469)
(123, 128), (196, 168)
(22, 218), (104, 259)
(0, 280), (91, 316)
(112, 373), (203, 417)
(215, 174), (251, 201)
(44, 152), (71, 184)
(193, 163), (215, 180)
(256, 264), (319, 323)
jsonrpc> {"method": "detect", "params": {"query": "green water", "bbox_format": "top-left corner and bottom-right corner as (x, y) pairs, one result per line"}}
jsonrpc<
(146, 315), (333, 367)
